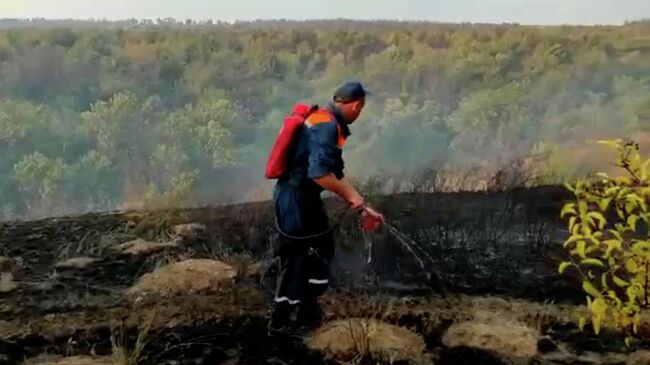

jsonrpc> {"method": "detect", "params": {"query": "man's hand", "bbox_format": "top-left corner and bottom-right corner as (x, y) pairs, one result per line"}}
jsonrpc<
(362, 206), (384, 222)
(312, 173), (385, 231)
(361, 206), (385, 232)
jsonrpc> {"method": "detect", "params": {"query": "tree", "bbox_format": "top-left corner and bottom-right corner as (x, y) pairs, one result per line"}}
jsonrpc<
(14, 151), (69, 214)
(81, 91), (163, 203)
(1, 44), (67, 101)
(447, 82), (533, 165)
(66, 150), (118, 211)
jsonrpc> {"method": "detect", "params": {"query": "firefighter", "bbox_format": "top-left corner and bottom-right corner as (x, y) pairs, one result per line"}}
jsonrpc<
(268, 80), (385, 336)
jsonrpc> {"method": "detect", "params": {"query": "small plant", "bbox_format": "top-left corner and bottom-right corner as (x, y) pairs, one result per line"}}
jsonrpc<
(343, 297), (410, 364)
(110, 310), (157, 365)
(56, 227), (127, 260)
(525, 299), (558, 333)
(215, 248), (254, 281)
(559, 139), (650, 345)
(142, 170), (199, 211)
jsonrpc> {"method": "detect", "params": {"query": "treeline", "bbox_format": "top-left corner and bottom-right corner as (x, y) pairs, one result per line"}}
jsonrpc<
(0, 18), (237, 30)
(0, 20), (649, 219)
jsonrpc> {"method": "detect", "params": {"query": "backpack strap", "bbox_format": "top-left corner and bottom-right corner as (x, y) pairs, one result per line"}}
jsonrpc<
(291, 103), (319, 118)
(337, 126), (347, 149)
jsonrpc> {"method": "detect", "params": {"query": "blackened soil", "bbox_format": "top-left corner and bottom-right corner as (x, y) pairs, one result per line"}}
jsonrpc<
(4, 316), (327, 365)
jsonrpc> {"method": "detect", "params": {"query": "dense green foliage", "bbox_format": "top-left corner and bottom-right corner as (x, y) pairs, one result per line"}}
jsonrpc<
(0, 20), (649, 218)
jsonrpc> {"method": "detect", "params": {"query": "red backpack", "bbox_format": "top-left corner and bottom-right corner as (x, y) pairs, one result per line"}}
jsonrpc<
(264, 103), (319, 179)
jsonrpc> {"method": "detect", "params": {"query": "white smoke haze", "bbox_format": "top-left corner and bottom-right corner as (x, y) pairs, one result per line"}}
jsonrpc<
(0, 18), (647, 219)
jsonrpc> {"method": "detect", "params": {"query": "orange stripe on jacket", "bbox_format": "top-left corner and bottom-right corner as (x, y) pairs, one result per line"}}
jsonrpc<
(305, 110), (333, 126)
(306, 110), (347, 149)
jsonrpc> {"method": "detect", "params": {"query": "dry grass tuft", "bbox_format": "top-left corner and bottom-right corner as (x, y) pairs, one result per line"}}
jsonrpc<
(127, 259), (236, 297)
(307, 318), (429, 364)
(466, 296), (573, 330)
(627, 350), (650, 365)
(0, 272), (17, 292)
(54, 257), (98, 270)
(214, 250), (256, 281)
(22, 355), (114, 365)
(442, 320), (539, 361)
(117, 238), (178, 256)
(246, 262), (264, 280)
(110, 311), (156, 365)
(440, 296), (543, 363)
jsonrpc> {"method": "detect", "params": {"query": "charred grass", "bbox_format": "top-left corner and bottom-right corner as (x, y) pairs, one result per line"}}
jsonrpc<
(2, 183), (649, 364)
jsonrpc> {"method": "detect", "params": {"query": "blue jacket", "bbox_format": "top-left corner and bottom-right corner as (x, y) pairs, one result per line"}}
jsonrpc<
(273, 102), (350, 236)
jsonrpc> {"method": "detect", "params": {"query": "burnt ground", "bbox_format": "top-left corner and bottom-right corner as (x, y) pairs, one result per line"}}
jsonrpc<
(2, 185), (650, 364)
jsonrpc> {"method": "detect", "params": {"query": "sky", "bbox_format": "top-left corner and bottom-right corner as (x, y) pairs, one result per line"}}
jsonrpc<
(0, 0), (648, 25)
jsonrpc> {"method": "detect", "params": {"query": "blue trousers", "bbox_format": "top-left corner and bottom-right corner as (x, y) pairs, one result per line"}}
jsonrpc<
(273, 182), (334, 306)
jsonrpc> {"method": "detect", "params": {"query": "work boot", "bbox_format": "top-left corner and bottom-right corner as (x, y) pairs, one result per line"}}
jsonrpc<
(267, 302), (294, 337)
(296, 300), (324, 332)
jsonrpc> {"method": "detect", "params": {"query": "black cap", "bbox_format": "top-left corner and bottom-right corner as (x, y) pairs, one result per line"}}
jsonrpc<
(333, 80), (370, 103)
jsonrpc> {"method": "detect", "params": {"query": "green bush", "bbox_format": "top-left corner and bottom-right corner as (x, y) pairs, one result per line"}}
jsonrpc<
(560, 139), (650, 345)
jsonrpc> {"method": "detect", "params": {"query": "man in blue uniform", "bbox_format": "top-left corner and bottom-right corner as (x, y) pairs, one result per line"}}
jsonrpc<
(269, 81), (384, 335)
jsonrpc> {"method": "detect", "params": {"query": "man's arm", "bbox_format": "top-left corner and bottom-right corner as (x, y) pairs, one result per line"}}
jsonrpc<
(307, 121), (365, 210)
(307, 120), (385, 226)
(315, 173), (385, 230)
(313, 174), (365, 211)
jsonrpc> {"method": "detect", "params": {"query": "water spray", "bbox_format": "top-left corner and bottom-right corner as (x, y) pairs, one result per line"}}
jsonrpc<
(365, 221), (446, 294)
(384, 223), (432, 281)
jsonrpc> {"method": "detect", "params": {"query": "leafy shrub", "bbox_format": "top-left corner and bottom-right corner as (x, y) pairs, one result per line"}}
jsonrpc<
(560, 139), (650, 345)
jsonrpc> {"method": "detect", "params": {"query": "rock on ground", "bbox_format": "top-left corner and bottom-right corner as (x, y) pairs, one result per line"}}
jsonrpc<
(442, 320), (539, 364)
(54, 257), (98, 270)
(117, 238), (178, 256)
(307, 318), (429, 364)
(127, 259), (237, 297)
(172, 223), (207, 240)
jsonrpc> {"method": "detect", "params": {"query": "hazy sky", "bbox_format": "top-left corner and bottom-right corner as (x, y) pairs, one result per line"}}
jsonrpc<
(0, 0), (648, 25)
